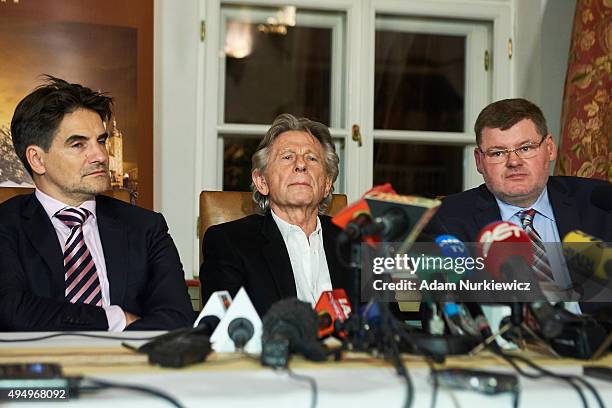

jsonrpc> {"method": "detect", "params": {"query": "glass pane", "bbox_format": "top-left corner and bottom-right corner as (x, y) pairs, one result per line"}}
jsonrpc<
(223, 135), (345, 193)
(374, 28), (465, 131)
(373, 141), (463, 198)
(223, 6), (343, 126)
(223, 136), (261, 192)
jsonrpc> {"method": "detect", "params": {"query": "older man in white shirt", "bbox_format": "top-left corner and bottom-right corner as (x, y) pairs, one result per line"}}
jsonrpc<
(200, 114), (352, 316)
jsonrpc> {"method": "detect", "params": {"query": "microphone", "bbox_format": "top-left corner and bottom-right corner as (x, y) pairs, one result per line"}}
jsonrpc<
(436, 234), (470, 257)
(407, 234), (471, 288)
(431, 234), (488, 338)
(476, 221), (534, 281)
(563, 230), (612, 282)
(463, 303), (495, 341)
(195, 315), (221, 336)
(364, 191), (441, 244)
(525, 302), (564, 339)
(210, 287), (262, 353)
(337, 213), (374, 244)
(333, 183), (397, 244)
(261, 298), (329, 368)
(228, 317), (255, 351)
(477, 222), (565, 339)
(139, 315), (220, 355)
(363, 207), (410, 241)
(591, 184), (612, 211)
(194, 290), (232, 328)
(315, 289), (352, 338)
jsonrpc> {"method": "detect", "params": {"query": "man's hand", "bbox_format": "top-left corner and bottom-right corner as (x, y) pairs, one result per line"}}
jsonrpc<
(125, 311), (141, 327)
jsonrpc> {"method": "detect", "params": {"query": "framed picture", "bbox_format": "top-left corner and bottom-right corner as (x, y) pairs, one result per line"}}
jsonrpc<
(0, 0), (153, 208)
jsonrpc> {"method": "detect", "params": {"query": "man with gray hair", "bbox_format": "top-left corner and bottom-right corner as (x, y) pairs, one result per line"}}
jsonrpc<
(200, 114), (352, 316)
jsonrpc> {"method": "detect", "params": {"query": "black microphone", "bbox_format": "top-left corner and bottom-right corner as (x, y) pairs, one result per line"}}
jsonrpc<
(492, 256), (565, 340)
(363, 207), (410, 241)
(139, 315), (220, 354)
(526, 302), (564, 339)
(498, 256), (565, 338)
(591, 184), (612, 211)
(337, 213), (373, 244)
(195, 315), (221, 336)
(137, 316), (219, 368)
(261, 298), (329, 368)
(228, 317), (254, 351)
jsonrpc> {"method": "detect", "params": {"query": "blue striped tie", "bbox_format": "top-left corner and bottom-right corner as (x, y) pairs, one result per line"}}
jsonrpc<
(518, 209), (555, 283)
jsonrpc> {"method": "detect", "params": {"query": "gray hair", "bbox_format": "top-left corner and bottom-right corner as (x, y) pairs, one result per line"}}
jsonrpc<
(251, 113), (339, 214)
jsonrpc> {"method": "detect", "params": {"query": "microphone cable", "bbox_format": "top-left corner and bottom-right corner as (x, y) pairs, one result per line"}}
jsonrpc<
(70, 376), (185, 408)
(0, 332), (160, 343)
(378, 302), (414, 408)
(241, 350), (319, 408)
(392, 322), (439, 408)
(491, 347), (604, 408)
(286, 368), (318, 408)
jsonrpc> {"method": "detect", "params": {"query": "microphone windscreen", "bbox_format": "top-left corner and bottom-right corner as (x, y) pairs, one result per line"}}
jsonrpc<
(195, 315), (221, 336)
(262, 298), (319, 349)
(476, 221), (534, 280)
(262, 298), (330, 361)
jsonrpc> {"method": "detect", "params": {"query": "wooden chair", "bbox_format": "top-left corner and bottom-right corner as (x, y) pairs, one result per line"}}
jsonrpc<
(198, 191), (347, 264)
(0, 187), (133, 205)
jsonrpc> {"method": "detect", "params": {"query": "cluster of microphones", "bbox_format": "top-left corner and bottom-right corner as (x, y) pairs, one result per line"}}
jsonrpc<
(136, 184), (611, 398)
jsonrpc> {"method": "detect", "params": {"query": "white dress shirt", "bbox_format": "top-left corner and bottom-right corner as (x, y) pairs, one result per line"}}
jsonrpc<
(271, 210), (333, 306)
(35, 189), (126, 331)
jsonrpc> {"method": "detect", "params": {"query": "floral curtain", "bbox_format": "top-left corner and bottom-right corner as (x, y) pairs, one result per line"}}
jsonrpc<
(555, 0), (612, 182)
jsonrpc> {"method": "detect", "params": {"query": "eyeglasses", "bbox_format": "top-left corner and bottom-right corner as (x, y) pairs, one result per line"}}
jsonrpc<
(478, 136), (547, 164)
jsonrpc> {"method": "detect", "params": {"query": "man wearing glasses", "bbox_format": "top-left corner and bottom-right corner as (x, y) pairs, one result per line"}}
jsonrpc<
(431, 98), (610, 243)
(427, 98), (611, 314)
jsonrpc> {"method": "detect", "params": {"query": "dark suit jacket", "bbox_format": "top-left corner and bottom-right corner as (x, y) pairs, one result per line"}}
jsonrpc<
(427, 176), (611, 242)
(425, 176), (612, 315)
(0, 193), (194, 331)
(199, 211), (353, 317)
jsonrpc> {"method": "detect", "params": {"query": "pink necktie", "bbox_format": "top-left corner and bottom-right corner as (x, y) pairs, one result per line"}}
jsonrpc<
(55, 207), (102, 306)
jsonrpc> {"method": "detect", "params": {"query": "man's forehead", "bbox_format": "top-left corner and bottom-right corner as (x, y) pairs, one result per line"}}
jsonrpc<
(272, 130), (323, 151)
(481, 119), (541, 146)
(55, 110), (105, 137)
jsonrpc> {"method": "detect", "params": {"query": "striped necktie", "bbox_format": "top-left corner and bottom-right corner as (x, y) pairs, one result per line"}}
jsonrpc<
(518, 209), (555, 282)
(55, 207), (103, 306)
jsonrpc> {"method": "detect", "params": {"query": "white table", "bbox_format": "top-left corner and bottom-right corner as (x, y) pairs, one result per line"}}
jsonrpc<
(0, 332), (609, 407)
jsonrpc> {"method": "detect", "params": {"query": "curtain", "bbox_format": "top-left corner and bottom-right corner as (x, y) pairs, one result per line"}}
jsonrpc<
(555, 0), (612, 182)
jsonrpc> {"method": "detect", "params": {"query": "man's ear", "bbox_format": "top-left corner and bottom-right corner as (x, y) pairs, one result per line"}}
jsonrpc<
(26, 146), (47, 176)
(545, 134), (557, 162)
(474, 147), (484, 174)
(252, 170), (269, 196)
(324, 176), (333, 197)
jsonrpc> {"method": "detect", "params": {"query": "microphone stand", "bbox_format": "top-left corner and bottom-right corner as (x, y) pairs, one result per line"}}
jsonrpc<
(470, 255), (562, 357)
(470, 302), (560, 357)
(345, 239), (365, 351)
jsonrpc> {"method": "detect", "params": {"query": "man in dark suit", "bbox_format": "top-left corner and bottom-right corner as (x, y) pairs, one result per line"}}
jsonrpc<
(430, 98), (611, 243)
(427, 98), (611, 314)
(0, 76), (193, 331)
(200, 114), (351, 317)
(431, 177), (610, 243)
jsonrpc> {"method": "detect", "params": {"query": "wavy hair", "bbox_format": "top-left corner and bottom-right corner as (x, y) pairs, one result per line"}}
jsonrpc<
(251, 114), (339, 214)
(11, 75), (113, 176)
